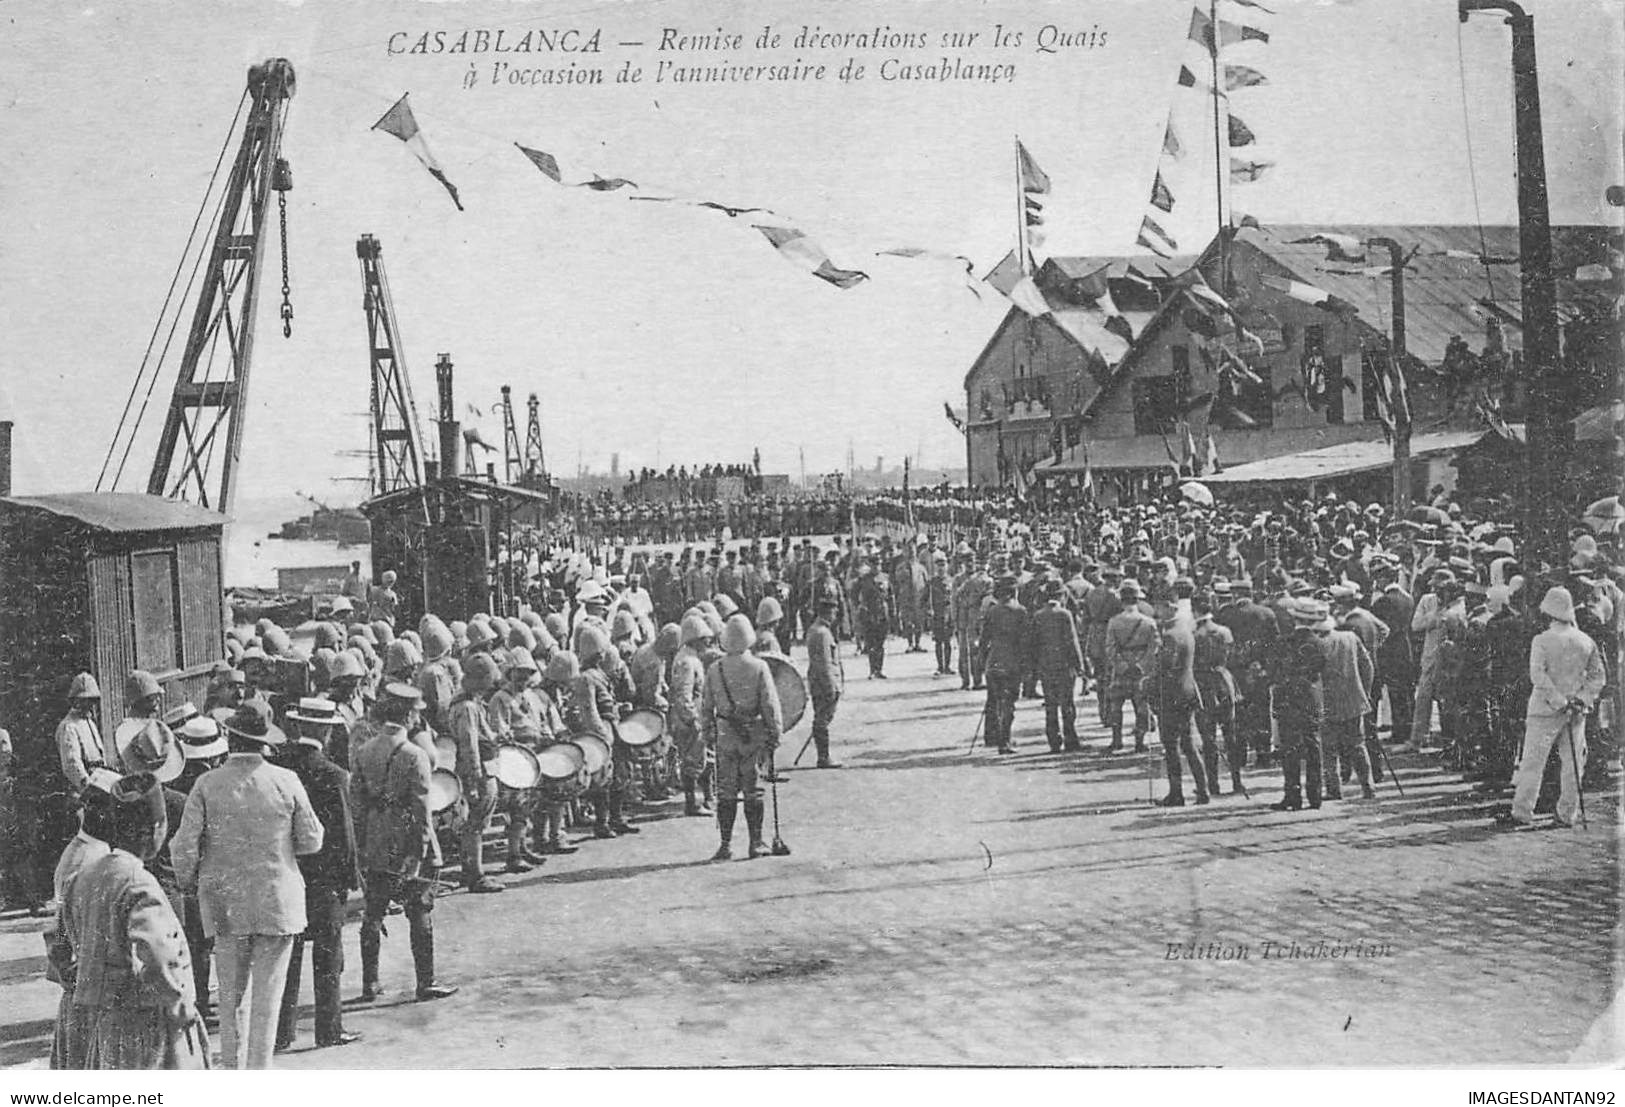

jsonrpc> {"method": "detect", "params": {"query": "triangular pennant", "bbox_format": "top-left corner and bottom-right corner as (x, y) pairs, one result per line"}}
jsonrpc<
(1228, 114), (1257, 148)
(1224, 64), (1269, 90)
(1229, 157), (1274, 183)
(373, 94), (463, 211)
(1017, 140), (1051, 194)
(514, 143), (562, 182)
(1150, 171), (1175, 214)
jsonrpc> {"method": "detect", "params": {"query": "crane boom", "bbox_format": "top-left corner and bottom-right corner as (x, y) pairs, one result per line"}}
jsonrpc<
(357, 234), (429, 496)
(147, 58), (295, 513)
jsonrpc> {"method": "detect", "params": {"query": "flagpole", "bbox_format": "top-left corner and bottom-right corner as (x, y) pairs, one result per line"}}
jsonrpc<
(1209, 0), (1229, 293)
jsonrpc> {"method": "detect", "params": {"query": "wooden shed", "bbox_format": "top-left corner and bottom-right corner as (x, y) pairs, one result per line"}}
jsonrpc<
(0, 492), (227, 832)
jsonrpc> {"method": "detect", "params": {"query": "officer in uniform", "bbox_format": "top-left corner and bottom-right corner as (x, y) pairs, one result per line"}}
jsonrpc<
(700, 615), (784, 860)
(924, 551), (956, 676)
(953, 555), (993, 691)
(978, 575), (1029, 755)
(1154, 598), (1206, 805)
(806, 596), (844, 769)
(1216, 579), (1278, 766)
(1031, 580), (1085, 752)
(1082, 565), (1124, 720)
(1191, 591), (1242, 796)
(352, 683), (457, 1004)
(1272, 599), (1333, 811)
(1104, 579), (1158, 753)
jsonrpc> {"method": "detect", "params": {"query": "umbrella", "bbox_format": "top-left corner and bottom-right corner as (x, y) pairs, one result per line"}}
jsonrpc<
(1582, 495), (1624, 534)
(1408, 505), (1449, 526)
(1180, 481), (1214, 507)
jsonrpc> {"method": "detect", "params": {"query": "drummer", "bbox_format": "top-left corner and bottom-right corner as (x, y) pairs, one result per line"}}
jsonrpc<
(490, 649), (549, 874)
(536, 653), (581, 855)
(628, 624), (681, 801)
(574, 627), (640, 839)
(753, 598), (785, 656)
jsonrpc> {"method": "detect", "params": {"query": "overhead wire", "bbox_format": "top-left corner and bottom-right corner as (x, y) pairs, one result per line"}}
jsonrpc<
(1454, 20), (1499, 306)
(100, 88), (248, 491)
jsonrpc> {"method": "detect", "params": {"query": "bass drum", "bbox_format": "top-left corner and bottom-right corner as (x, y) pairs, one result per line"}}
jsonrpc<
(428, 769), (462, 814)
(432, 733), (457, 772)
(764, 654), (809, 731)
(535, 742), (589, 801)
(570, 734), (612, 790)
(616, 709), (668, 761)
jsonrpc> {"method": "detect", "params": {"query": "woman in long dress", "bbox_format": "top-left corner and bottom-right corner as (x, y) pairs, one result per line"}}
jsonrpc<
(54, 773), (209, 1069)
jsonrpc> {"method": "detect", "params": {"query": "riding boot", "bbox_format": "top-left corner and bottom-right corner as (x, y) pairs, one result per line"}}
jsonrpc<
(409, 914), (435, 994)
(700, 769), (715, 813)
(683, 783), (702, 816)
(1202, 743), (1221, 796)
(1271, 747), (1303, 811)
(1304, 741), (1324, 809)
(712, 799), (737, 860)
(744, 800), (769, 858)
(1108, 727), (1123, 753)
(1184, 743), (1210, 804)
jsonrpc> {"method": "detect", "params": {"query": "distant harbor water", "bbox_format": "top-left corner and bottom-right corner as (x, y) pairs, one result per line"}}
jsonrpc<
(223, 497), (370, 590)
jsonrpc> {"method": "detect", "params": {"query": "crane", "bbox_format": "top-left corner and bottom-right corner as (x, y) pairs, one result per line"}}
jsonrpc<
(142, 58), (297, 515)
(356, 234), (430, 497)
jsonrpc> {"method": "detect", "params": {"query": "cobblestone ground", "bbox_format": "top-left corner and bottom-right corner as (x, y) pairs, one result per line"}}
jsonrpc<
(1, 644), (1618, 1068)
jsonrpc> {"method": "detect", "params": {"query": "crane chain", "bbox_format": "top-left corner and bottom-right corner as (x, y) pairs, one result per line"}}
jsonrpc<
(279, 189), (293, 337)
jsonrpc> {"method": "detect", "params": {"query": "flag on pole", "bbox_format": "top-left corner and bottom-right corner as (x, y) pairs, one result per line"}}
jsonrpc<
(943, 402), (965, 431)
(1182, 422), (1199, 474)
(1017, 139), (1050, 267)
(753, 225), (869, 289)
(1229, 157), (1275, 183)
(1017, 140), (1052, 194)
(373, 95), (464, 211)
(1225, 64), (1269, 89)
(1136, 215), (1179, 259)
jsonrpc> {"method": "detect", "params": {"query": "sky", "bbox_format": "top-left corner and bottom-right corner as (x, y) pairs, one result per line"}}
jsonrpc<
(1, 0), (1620, 506)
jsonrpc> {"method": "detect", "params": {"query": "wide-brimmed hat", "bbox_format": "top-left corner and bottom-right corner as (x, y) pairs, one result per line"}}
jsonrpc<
(1538, 586), (1576, 623)
(177, 714), (228, 760)
(287, 696), (343, 727)
(114, 717), (184, 784)
(1292, 598), (1335, 631)
(381, 681), (425, 708)
(223, 699), (287, 747)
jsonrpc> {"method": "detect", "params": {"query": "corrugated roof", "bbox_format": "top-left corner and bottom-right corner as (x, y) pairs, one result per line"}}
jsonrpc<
(2, 492), (228, 532)
(1239, 224), (1621, 363)
(1201, 429), (1487, 485)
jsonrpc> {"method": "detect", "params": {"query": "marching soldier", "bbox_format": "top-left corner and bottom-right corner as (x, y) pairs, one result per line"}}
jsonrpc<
(671, 615), (716, 816)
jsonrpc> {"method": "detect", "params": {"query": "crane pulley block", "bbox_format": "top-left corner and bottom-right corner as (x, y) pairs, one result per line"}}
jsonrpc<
(272, 157), (293, 192)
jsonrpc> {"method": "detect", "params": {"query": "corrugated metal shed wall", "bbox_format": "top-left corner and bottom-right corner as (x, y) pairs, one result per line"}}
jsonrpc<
(87, 550), (134, 733)
(177, 537), (223, 669)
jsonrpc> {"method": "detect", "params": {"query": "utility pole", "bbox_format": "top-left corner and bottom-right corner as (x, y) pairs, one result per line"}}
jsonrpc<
(1367, 237), (1414, 513)
(1459, 0), (1567, 568)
